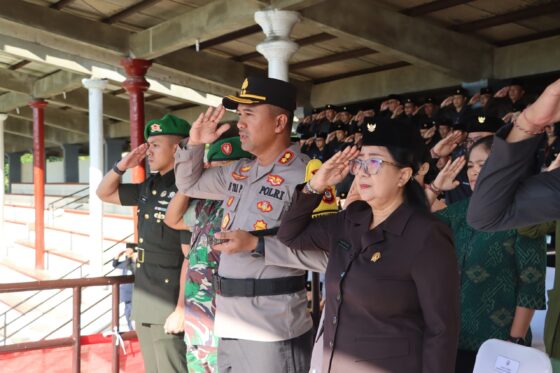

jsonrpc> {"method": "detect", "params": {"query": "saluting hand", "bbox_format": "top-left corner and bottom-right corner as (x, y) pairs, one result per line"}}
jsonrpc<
(213, 230), (258, 254)
(431, 130), (464, 158)
(309, 146), (360, 193)
(117, 143), (149, 170)
(188, 105), (230, 146)
(494, 86), (510, 98)
(468, 93), (480, 106)
(432, 156), (466, 192)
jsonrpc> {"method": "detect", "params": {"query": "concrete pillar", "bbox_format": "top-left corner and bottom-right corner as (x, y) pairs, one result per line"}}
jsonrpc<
(105, 138), (127, 173)
(62, 144), (80, 183)
(82, 78), (108, 276)
(29, 99), (47, 270)
(7, 152), (23, 192)
(255, 10), (300, 82)
(121, 58), (151, 184)
(0, 114), (7, 258)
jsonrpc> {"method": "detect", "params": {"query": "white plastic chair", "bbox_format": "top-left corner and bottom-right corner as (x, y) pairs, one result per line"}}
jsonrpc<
(473, 339), (552, 373)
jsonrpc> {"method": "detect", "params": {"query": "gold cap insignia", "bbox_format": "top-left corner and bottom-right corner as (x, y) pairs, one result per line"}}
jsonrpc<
(241, 78), (249, 92)
(367, 123), (377, 133)
(371, 251), (382, 262)
(478, 116), (486, 124)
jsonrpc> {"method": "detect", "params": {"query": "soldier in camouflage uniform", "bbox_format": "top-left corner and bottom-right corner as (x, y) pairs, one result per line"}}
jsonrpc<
(165, 137), (252, 372)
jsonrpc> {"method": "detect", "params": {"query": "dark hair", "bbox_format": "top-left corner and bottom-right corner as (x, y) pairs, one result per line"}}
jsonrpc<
(386, 146), (429, 211)
(467, 135), (494, 161)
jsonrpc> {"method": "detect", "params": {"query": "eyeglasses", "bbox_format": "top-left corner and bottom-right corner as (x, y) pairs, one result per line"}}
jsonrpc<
(349, 158), (400, 176)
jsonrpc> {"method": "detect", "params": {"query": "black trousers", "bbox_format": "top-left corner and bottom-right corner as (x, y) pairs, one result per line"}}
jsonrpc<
(218, 329), (313, 373)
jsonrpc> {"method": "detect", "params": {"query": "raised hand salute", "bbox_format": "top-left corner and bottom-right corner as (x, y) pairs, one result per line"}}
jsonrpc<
(188, 104), (230, 145)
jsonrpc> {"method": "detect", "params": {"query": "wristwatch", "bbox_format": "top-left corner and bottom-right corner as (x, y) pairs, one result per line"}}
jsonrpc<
(112, 161), (125, 176)
(251, 236), (265, 258)
(507, 336), (527, 346)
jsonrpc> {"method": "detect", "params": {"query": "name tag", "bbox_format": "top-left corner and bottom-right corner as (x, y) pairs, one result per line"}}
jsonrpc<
(494, 355), (519, 373)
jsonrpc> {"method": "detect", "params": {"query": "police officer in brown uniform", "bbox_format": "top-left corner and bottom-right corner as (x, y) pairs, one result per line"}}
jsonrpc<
(174, 76), (313, 372)
(97, 114), (189, 372)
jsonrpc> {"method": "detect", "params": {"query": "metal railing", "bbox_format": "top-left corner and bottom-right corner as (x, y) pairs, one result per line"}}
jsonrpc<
(0, 233), (134, 345)
(48, 186), (89, 222)
(0, 276), (136, 373)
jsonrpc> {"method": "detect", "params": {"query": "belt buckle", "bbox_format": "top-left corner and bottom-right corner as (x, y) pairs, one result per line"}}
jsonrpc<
(137, 248), (145, 263)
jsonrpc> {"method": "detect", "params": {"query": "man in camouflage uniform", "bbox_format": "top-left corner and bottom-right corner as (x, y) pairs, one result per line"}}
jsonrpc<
(166, 137), (252, 372)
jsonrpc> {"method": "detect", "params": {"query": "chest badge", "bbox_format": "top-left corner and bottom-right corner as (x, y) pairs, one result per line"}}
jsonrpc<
(240, 164), (252, 173)
(266, 174), (285, 186)
(257, 201), (273, 213)
(232, 172), (248, 181)
(226, 196), (235, 207)
(253, 220), (268, 230)
(160, 191), (167, 197)
(371, 251), (382, 263)
(221, 213), (231, 230)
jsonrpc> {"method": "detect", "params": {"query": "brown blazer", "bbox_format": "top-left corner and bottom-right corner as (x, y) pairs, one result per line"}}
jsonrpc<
(278, 188), (460, 373)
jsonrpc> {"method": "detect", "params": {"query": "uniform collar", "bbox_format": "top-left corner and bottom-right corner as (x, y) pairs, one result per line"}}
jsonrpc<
(154, 169), (175, 186)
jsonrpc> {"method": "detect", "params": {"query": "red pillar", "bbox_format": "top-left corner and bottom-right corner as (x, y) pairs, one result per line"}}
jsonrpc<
(30, 99), (47, 270)
(121, 58), (151, 184)
(121, 58), (151, 242)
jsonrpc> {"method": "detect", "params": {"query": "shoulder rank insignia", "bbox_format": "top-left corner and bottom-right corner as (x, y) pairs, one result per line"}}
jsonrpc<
(221, 213), (231, 230)
(266, 174), (285, 187)
(240, 164), (252, 173)
(232, 172), (248, 181)
(257, 201), (273, 213)
(253, 219), (268, 230)
(226, 196), (235, 207)
(221, 142), (233, 155)
(278, 150), (295, 165)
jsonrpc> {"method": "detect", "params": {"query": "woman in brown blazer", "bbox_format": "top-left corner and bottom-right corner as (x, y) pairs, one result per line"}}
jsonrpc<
(278, 118), (460, 373)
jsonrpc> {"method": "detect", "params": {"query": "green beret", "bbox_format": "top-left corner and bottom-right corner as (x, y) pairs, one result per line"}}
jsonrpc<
(144, 114), (190, 140)
(207, 137), (252, 162)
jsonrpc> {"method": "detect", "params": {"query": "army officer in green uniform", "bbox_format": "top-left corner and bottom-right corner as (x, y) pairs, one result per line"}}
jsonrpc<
(97, 114), (189, 372)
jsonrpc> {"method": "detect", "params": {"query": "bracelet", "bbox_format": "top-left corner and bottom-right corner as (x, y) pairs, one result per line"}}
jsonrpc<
(426, 183), (442, 196)
(304, 181), (323, 195)
(112, 161), (126, 176)
(513, 111), (545, 136)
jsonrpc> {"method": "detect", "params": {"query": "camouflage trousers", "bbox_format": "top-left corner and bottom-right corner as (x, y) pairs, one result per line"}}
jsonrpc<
(186, 344), (218, 373)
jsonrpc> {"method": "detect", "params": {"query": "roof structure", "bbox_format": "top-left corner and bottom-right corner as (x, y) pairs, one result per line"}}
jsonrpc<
(1, 0), (560, 152)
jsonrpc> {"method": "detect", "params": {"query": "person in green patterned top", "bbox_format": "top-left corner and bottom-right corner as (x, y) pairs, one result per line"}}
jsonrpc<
(426, 135), (547, 373)
(165, 136), (252, 373)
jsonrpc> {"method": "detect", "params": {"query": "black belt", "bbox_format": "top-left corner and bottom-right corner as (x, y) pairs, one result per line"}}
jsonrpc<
(213, 274), (306, 297)
(137, 248), (183, 267)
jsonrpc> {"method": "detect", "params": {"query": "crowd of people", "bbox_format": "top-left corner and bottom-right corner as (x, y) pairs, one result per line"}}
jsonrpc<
(94, 74), (560, 373)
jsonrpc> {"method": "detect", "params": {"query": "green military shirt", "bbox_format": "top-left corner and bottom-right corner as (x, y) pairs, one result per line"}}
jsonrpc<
(436, 198), (546, 351)
(118, 170), (183, 324)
